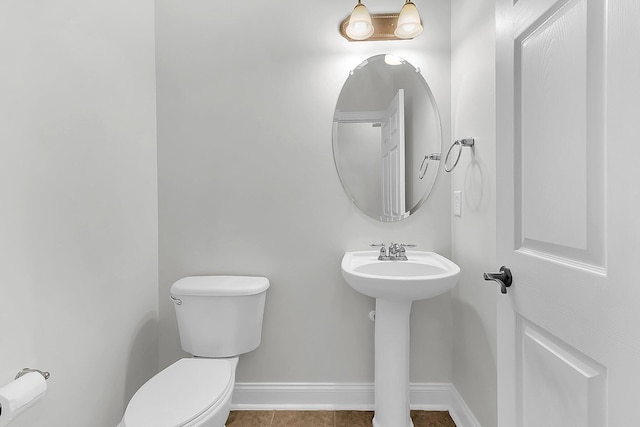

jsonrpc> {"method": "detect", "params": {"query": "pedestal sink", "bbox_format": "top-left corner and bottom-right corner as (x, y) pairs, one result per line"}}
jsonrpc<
(341, 250), (460, 427)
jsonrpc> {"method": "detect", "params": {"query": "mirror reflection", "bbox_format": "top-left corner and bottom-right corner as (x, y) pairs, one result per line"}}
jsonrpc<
(333, 54), (442, 222)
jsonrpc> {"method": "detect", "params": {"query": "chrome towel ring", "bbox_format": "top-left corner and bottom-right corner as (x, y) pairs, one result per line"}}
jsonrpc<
(444, 138), (475, 172)
(419, 153), (441, 179)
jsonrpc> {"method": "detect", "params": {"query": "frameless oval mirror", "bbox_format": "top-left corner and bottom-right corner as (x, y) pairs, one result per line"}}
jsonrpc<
(333, 54), (442, 222)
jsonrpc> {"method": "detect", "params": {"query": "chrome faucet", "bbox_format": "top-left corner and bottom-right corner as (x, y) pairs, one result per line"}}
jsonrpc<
(389, 242), (402, 258)
(370, 243), (415, 261)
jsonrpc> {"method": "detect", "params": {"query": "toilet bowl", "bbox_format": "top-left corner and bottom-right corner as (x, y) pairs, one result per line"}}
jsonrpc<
(119, 276), (269, 427)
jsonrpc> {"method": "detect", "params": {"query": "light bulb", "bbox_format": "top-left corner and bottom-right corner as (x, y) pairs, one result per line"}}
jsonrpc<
(401, 23), (416, 33)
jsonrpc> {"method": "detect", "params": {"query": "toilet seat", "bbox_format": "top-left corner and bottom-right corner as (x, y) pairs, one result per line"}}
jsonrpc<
(121, 358), (234, 427)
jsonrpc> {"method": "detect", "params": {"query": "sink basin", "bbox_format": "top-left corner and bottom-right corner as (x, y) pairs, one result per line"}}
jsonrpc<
(341, 250), (460, 300)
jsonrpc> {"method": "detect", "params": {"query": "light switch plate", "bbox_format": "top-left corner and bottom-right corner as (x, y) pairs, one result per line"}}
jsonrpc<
(454, 191), (462, 217)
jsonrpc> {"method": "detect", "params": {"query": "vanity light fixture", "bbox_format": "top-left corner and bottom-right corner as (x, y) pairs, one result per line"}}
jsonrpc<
(340, 0), (423, 42)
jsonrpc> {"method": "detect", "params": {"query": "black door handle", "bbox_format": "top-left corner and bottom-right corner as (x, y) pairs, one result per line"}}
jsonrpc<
(483, 266), (512, 294)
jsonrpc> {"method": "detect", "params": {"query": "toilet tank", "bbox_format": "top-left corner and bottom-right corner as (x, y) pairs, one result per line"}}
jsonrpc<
(170, 276), (269, 358)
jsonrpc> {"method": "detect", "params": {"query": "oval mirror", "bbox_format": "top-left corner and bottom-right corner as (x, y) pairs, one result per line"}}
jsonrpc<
(333, 54), (442, 222)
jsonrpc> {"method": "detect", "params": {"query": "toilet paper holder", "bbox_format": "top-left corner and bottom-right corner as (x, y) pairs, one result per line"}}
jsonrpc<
(14, 369), (50, 381)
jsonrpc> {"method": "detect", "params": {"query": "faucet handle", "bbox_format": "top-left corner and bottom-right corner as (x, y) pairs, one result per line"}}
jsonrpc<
(371, 243), (388, 259)
(398, 244), (415, 260)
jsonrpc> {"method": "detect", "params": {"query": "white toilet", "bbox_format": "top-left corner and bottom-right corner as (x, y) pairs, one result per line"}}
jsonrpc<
(119, 276), (269, 427)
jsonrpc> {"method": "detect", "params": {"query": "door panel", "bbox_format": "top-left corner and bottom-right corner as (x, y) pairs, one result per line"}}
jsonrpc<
(381, 89), (406, 221)
(519, 318), (606, 427)
(519, 0), (589, 251)
(515, 0), (606, 271)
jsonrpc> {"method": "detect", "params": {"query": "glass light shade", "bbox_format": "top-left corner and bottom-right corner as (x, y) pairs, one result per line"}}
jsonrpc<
(394, 1), (423, 39)
(346, 1), (374, 40)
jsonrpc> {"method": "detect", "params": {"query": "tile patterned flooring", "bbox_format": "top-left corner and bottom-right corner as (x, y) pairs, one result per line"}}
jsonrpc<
(226, 410), (457, 427)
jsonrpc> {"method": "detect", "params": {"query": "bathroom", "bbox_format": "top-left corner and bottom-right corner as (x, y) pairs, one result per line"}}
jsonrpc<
(1, 0), (639, 426)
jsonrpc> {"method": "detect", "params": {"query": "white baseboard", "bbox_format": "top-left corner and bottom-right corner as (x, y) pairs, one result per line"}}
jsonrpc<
(231, 382), (481, 427)
(447, 385), (482, 427)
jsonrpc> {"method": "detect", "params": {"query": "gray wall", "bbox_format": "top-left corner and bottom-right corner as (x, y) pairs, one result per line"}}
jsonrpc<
(451, 0), (498, 426)
(155, 0), (453, 384)
(0, 1), (159, 426)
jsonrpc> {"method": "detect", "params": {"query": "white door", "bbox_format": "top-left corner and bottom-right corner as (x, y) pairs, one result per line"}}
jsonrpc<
(381, 89), (406, 221)
(495, 0), (640, 426)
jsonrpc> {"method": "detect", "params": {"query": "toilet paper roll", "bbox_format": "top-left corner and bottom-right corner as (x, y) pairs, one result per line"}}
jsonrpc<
(0, 372), (47, 427)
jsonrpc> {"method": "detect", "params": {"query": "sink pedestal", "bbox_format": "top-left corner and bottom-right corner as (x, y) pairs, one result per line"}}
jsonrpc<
(373, 298), (414, 427)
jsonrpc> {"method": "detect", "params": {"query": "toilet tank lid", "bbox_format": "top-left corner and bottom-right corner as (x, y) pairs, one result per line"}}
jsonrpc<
(171, 276), (270, 297)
